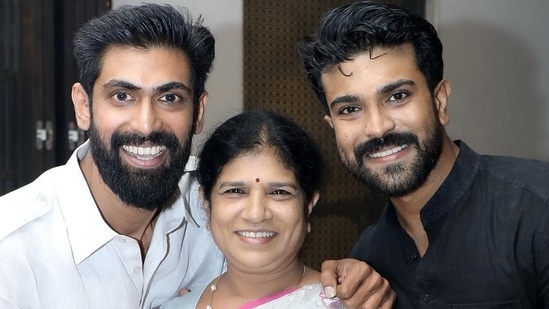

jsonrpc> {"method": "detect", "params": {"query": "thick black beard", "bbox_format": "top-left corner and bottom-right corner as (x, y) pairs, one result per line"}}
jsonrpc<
(341, 120), (443, 198)
(88, 121), (192, 211)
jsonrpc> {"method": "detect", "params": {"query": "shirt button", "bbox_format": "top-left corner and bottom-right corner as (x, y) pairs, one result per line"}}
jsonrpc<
(422, 293), (432, 304)
(38, 193), (48, 202)
(410, 253), (418, 260)
(132, 266), (141, 274)
(118, 237), (127, 243)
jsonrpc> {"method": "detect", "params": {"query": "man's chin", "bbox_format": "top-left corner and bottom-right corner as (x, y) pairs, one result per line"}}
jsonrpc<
(351, 167), (408, 196)
(109, 170), (183, 211)
(122, 188), (181, 212)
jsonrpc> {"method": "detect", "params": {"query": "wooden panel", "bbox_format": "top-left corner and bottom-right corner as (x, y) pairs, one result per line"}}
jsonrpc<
(11, 0), (57, 187)
(0, 0), (110, 194)
(0, 0), (19, 194)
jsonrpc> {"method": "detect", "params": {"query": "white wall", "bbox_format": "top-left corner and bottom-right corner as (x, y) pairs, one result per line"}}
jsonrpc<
(112, 0), (243, 153)
(426, 0), (549, 160)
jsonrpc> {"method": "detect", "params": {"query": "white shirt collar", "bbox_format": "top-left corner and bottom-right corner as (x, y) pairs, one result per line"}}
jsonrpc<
(58, 140), (203, 264)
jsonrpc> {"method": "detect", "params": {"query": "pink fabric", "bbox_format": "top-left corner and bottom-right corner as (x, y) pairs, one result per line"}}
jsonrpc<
(238, 287), (298, 309)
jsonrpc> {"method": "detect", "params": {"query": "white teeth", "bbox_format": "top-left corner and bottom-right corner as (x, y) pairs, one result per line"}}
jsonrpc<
(369, 144), (408, 158)
(237, 231), (275, 238)
(122, 145), (165, 159)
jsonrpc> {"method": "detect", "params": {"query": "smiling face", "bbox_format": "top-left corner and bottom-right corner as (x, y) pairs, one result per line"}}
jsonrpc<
(322, 45), (450, 197)
(73, 46), (207, 210)
(206, 149), (315, 273)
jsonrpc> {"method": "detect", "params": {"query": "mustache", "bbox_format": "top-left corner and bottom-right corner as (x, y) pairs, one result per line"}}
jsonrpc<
(354, 132), (418, 159)
(111, 131), (180, 150)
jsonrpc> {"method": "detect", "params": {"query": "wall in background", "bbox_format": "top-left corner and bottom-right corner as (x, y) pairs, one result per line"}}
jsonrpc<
(113, 0), (243, 153)
(426, 0), (549, 160)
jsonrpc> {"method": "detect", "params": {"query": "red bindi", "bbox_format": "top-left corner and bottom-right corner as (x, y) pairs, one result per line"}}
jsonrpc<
(255, 178), (260, 183)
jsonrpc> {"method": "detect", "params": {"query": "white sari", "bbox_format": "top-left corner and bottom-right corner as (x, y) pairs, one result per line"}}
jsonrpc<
(245, 283), (346, 309)
(160, 282), (346, 309)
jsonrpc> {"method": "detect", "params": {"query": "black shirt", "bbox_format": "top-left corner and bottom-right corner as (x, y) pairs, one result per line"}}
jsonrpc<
(351, 141), (549, 308)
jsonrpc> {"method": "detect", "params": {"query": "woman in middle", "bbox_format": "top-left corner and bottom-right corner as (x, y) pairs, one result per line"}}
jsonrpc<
(161, 109), (345, 308)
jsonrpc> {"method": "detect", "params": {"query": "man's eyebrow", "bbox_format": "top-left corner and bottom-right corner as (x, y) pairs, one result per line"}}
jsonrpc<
(103, 79), (140, 90)
(329, 94), (360, 109)
(155, 81), (191, 94)
(377, 79), (415, 96)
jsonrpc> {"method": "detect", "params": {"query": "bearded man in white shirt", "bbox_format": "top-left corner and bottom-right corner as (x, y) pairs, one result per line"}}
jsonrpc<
(0, 4), (223, 309)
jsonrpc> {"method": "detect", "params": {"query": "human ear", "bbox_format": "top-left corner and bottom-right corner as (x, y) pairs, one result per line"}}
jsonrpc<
(199, 186), (210, 213)
(434, 79), (451, 126)
(72, 83), (91, 131)
(306, 192), (320, 233)
(199, 186), (212, 230)
(323, 115), (334, 129)
(307, 191), (321, 217)
(193, 92), (208, 134)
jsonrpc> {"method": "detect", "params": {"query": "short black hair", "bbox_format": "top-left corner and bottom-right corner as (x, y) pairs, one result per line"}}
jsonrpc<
(298, 1), (443, 114)
(73, 3), (215, 108)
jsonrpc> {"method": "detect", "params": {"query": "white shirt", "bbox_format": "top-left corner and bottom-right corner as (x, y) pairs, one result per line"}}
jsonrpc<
(0, 141), (225, 309)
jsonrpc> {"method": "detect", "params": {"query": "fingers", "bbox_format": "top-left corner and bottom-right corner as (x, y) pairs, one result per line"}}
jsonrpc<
(344, 276), (394, 309)
(320, 260), (340, 298)
(320, 258), (395, 309)
(333, 258), (375, 300)
(320, 258), (377, 300)
(380, 289), (396, 309)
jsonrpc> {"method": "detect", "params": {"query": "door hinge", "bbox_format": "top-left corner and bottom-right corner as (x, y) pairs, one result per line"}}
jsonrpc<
(36, 120), (54, 150)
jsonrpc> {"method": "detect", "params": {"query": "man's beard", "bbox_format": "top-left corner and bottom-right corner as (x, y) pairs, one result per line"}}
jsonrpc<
(88, 121), (192, 211)
(340, 116), (443, 198)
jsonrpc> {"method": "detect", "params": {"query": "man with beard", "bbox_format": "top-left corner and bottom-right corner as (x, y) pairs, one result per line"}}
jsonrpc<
(0, 4), (223, 309)
(0, 3), (393, 309)
(299, 1), (549, 308)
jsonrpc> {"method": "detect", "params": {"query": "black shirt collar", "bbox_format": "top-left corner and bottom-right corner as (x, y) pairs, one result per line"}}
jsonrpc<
(386, 140), (481, 229)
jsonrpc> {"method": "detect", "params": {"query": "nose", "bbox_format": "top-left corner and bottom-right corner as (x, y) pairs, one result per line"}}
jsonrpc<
(363, 106), (395, 139)
(129, 99), (162, 135)
(241, 191), (272, 224)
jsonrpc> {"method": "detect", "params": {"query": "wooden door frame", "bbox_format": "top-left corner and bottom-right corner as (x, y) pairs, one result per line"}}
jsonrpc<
(0, 0), (110, 194)
(0, 0), (20, 193)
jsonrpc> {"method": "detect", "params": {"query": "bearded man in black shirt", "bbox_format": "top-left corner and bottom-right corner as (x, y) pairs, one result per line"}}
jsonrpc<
(299, 1), (549, 307)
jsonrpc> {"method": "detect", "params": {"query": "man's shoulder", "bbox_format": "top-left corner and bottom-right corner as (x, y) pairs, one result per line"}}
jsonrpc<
(477, 155), (549, 205)
(483, 154), (549, 172)
(0, 168), (60, 240)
